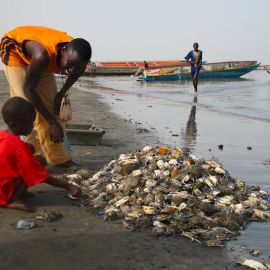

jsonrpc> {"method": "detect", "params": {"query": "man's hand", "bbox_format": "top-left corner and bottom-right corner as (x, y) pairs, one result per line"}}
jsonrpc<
(54, 91), (64, 115)
(49, 120), (64, 143)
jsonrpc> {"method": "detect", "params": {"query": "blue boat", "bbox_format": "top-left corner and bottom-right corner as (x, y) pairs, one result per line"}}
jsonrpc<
(142, 61), (260, 81)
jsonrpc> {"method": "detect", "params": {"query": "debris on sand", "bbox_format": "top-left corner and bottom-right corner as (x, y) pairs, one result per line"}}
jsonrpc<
(34, 210), (63, 222)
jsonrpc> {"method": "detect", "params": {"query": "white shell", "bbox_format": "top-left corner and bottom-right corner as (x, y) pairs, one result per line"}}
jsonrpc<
(214, 167), (225, 174)
(145, 180), (157, 188)
(163, 162), (170, 169)
(156, 160), (165, 169)
(143, 187), (151, 193)
(259, 190), (268, 195)
(172, 191), (189, 201)
(204, 176), (218, 188)
(233, 203), (244, 214)
(106, 183), (117, 193)
(218, 195), (234, 206)
(178, 203), (187, 211)
(143, 206), (156, 215)
(142, 146), (153, 153)
(168, 159), (178, 165)
(144, 156), (154, 163)
(163, 170), (170, 177)
(154, 170), (162, 177)
(132, 169), (143, 177)
(66, 173), (83, 181)
(242, 259), (267, 270)
(118, 154), (130, 160)
(153, 221), (166, 227)
(182, 175), (190, 183)
(115, 196), (130, 207)
(90, 171), (103, 182)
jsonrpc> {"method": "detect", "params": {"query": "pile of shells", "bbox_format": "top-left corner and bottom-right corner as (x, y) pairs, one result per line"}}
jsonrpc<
(81, 146), (270, 246)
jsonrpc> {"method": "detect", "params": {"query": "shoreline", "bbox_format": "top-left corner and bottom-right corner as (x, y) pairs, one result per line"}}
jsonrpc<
(0, 72), (232, 270)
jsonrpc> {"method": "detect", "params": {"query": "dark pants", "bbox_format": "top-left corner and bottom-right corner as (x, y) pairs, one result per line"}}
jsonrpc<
(191, 66), (201, 79)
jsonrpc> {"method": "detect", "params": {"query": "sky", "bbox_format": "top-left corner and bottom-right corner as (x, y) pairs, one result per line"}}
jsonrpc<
(0, 0), (270, 64)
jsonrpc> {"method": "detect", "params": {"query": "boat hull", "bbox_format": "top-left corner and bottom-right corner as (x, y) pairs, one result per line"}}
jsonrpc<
(86, 60), (183, 75)
(143, 61), (260, 81)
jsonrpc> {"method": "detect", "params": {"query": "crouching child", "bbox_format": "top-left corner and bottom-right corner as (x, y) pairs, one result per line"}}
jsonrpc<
(0, 97), (80, 211)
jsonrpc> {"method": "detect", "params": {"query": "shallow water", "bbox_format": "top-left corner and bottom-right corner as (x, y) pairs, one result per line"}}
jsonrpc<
(78, 70), (270, 257)
(79, 71), (270, 187)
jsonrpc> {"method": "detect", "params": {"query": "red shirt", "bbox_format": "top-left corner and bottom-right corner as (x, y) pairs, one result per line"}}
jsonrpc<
(0, 130), (48, 205)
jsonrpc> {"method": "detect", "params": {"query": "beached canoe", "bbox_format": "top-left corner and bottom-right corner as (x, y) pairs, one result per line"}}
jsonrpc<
(142, 61), (260, 81)
(86, 60), (183, 75)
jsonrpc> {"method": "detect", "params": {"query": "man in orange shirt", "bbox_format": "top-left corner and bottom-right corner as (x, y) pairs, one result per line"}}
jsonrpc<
(0, 26), (92, 167)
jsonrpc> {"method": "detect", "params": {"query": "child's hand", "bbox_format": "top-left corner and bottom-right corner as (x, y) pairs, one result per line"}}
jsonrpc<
(67, 181), (81, 200)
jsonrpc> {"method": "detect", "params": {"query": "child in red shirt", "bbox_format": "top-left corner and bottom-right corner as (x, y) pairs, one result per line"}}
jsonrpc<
(0, 97), (80, 211)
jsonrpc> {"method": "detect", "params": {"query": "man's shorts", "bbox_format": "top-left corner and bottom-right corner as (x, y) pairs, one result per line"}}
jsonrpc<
(191, 66), (201, 79)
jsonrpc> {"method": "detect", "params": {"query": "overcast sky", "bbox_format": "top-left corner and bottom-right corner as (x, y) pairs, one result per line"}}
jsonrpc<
(0, 0), (269, 64)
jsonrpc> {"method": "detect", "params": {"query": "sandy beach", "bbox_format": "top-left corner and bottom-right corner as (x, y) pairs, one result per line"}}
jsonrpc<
(0, 70), (269, 269)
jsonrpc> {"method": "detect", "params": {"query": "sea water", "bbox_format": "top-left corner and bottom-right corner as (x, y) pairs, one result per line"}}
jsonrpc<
(79, 70), (270, 255)
(79, 71), (270, 187)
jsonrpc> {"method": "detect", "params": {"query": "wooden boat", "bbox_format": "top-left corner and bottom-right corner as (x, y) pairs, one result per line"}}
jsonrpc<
(142, 61), (260, 81)
(86, 60), (183, 75)
(266, 70), (270, 74)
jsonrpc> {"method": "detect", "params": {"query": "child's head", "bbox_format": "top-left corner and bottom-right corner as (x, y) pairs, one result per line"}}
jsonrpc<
(2, 97), (36, 136)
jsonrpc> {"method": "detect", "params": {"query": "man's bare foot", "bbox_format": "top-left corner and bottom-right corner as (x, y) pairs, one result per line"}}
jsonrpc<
(67, 182), (81, 199)
(6, 200), (34, 212)
(53, 160), (81, 169)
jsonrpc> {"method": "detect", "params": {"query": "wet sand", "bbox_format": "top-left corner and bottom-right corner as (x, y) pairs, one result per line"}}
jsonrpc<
(0, 71), (233, 270)
(0, 71), (268, 269)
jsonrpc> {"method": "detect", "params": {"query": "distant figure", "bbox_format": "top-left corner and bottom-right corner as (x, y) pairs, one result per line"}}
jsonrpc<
(185, 42), (203, 92)
(0, 97), (80, 211)
(132, 61), (149, 77)
(0, 25), (92, 167)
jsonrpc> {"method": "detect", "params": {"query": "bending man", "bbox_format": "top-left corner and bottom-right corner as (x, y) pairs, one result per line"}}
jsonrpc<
(0, 25), (92, 167)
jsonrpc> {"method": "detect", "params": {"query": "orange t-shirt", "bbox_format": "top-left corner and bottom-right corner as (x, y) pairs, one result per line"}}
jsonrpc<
(0, 26), (73, 73)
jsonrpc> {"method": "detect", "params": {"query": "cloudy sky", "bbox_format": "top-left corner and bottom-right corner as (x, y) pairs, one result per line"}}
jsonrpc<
(0, 0), (269, 64)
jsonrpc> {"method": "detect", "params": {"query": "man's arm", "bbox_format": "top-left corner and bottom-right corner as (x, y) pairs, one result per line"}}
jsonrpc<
(185, 51), (194, 65)
(54, 68), (85, 114)
(23, 41), (64, 143)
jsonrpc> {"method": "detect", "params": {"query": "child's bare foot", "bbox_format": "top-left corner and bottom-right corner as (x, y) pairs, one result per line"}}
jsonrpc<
(6, 200), (34, 212)
(67, 182), (81, 199)
(23, 191), (35, 199)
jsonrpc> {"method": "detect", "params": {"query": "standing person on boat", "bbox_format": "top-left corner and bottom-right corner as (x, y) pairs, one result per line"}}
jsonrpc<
(0, 26), (92, 168)
(185, 42), (203, 92)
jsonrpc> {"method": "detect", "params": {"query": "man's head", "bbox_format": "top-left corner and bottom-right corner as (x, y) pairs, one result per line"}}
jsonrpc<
(193, 42), (199, 51)
(2, 97), (36, 136)
(60, 38), (92, 75)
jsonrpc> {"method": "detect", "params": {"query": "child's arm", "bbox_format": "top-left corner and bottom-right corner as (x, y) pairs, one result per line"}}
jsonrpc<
(45, 175), (81, 198)
(26, 143), (36, 154)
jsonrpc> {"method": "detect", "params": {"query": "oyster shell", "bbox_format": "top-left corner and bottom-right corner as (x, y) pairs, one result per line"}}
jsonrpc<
(80, 145), (270, 246)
